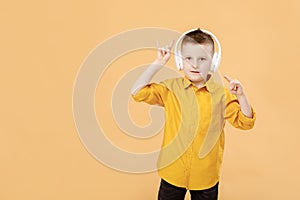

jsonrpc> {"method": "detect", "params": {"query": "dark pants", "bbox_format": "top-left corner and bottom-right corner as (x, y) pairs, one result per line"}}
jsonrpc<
(158, 179), (219, 200)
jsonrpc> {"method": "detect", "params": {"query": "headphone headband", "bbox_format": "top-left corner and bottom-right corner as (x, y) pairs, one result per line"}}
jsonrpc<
(174, 28), (222, 72)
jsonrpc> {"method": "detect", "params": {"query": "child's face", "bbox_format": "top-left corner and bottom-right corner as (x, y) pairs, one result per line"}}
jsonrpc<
(181, 42), (213, 86)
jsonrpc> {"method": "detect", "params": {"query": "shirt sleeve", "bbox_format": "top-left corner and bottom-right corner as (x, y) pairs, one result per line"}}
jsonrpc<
(225, 88), (256, 130)
(131, 82), (169, 106)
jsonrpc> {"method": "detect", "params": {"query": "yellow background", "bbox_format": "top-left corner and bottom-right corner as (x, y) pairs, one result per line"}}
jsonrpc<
(1, 0), (300, 199)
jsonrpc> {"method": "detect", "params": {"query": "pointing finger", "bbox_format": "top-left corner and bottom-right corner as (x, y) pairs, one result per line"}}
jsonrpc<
(156, 40), (161, 48)
(168, 40), (174, 49)
(224, 75), (233, 83)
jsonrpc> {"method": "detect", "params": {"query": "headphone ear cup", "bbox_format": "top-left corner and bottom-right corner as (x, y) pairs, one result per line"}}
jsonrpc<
(211, 53), (218, 72)
(176, 51), (183, 70)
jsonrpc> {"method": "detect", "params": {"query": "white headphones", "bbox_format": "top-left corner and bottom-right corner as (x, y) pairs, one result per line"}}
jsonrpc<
(174, 28), (222, 72)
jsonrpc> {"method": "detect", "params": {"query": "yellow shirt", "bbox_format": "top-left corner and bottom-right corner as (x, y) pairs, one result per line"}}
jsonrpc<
(132, 75), (256, 190)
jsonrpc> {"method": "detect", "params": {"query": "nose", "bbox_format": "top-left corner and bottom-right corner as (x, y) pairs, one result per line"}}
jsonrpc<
(189, 60), (199, 69)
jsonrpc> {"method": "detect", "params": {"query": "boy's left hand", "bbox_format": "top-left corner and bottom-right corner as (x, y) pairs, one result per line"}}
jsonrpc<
(224, 75), (244, 97)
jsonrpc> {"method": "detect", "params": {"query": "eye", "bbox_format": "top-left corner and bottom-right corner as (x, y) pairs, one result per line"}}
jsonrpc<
(200, 57), (206, 61)
(185, 57), (191, 61)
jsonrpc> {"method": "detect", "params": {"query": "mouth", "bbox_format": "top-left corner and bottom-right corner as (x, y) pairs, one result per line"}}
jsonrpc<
(190, 70), (200, 74)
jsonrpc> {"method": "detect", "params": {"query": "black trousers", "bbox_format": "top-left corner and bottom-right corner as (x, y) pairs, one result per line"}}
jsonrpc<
(158, 179), (219, 200)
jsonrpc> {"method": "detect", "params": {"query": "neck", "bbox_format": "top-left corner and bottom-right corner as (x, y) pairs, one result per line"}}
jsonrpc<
(194, 74), (211, 88)
(193, 81), (205, 89)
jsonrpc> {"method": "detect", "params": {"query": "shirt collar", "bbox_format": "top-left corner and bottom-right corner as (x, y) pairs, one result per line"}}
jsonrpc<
(183, 74), (216, 93)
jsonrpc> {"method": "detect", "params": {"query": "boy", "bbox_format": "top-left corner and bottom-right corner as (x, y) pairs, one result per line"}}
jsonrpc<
(131, 28), (256, 200)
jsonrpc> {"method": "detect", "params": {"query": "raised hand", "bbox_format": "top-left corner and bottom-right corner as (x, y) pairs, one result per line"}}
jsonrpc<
(224, 75), (244, 97)
(155, 40), (174, 65)
(131, 40), (174, 95)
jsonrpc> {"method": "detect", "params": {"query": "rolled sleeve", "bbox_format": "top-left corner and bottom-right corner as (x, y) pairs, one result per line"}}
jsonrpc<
(225, 89), (256, 130)
(131, 83), (168, 106)
(234, 107), (256, 130)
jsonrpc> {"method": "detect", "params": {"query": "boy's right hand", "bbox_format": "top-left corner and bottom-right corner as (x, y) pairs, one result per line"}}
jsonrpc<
(154, 40), (174, 66)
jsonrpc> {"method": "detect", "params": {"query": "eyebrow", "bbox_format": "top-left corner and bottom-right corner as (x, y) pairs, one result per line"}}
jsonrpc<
(182, 55), (207, 58)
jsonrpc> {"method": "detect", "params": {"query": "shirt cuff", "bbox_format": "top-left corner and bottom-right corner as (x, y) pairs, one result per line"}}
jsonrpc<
(238, 107), (257, 128)
(131, 85), (148, 102)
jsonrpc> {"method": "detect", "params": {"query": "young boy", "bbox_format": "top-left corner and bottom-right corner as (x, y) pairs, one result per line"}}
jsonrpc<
(131, 28), (256, 200)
